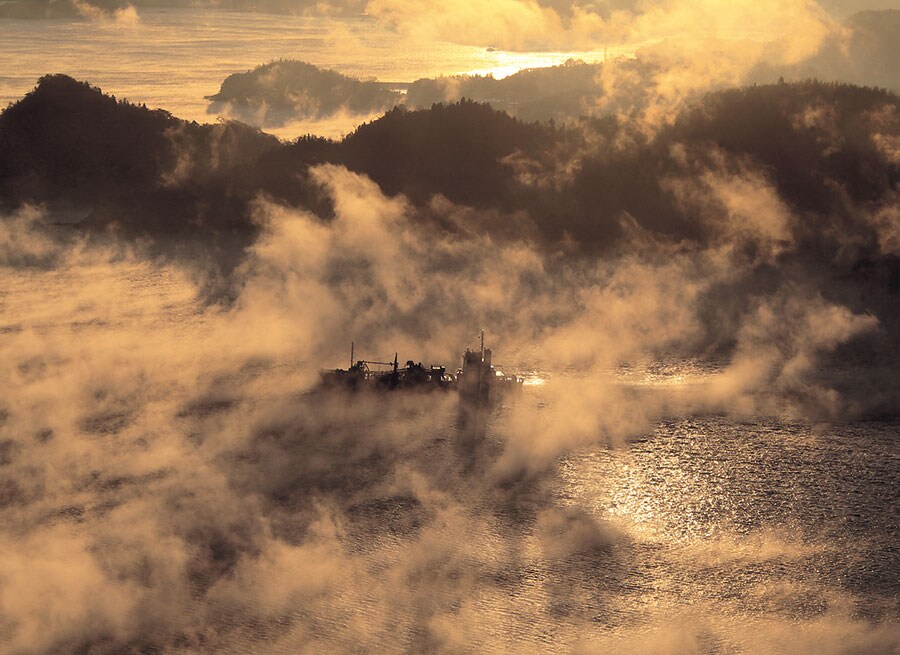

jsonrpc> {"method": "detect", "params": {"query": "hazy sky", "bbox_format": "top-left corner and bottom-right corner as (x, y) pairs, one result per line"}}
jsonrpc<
(817, 0), (900, 14)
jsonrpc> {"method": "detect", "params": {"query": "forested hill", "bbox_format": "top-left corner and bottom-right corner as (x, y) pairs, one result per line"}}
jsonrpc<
(2, 74), (899, 271)
(206, 60), (402, 126)
(0, 76), (554, 245)
(0, 75), (282, 246)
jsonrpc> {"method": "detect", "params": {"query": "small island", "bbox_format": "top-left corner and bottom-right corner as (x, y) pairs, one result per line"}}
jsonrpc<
(206, 60), (402, 126)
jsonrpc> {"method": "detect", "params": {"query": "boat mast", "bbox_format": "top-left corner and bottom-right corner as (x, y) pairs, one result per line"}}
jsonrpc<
(480, 329), (485, 362)
(350, 341), (355, 368)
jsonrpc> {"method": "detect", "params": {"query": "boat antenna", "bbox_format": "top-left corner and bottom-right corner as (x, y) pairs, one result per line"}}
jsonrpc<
(350, 341), (355, 368)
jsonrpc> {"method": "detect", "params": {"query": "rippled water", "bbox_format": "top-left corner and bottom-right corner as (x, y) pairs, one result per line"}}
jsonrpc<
(561, 414), (900, 622)
(1, 242), (898, 652)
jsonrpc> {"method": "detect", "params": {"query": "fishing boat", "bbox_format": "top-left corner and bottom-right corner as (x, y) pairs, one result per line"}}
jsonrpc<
(319, 334), (521, 401)
(319, 343), (453, 391)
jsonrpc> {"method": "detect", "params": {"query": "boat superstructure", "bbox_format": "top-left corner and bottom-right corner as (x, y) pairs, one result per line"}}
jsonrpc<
(456, 331), (523, 405)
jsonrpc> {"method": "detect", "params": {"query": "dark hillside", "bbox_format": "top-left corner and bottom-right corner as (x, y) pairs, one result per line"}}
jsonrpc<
(0, 75), (179, 206)
(2, 76), (899, 274)
(0, 75), (282, 250)
(666, 82), (900, 212)
(341, 101), (552, 208)
(566, 82), (900, 252)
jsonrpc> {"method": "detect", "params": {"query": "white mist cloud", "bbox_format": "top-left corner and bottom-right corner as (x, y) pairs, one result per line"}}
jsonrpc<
(366, 0), (837, 127)
(73, 0), (140, 25)
(0, 528), (142, 653)
(0, 161), (890, 652)
(0, 205), (64, 267)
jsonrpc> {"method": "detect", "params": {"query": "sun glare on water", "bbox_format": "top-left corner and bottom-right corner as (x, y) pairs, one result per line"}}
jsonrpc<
(462, 46), (632, 79)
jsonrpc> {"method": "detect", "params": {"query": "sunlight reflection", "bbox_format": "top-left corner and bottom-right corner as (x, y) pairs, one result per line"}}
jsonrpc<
(462, 45), (634, 80)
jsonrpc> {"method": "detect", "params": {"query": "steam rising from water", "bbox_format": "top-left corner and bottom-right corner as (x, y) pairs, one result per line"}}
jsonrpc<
(1, 163), (896, 652)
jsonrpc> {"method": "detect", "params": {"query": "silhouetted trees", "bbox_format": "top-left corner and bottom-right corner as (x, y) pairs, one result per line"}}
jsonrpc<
(340, 101), (551, 207)
(2, 75), (899, 286)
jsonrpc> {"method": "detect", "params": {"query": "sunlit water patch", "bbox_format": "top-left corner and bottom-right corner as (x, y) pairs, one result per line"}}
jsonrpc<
(559, 414), (900, 626)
